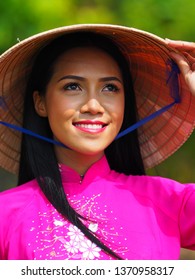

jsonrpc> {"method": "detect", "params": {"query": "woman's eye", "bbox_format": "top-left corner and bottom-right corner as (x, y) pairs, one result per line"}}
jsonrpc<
(103, 84), (119, 92)
(64, 83), (81, 91)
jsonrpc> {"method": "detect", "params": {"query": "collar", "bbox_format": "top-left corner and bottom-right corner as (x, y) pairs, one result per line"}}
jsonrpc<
(59, 155), (110, 186)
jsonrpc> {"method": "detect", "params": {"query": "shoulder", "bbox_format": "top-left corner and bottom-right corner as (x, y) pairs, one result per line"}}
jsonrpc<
(109, 169), (195, 195)
(0, 179), (40, 200)
(0, 180), (43, 236)
(108, 170), (195, 218)
(0, 180), (43, 259)
(0, 179), (41, 219)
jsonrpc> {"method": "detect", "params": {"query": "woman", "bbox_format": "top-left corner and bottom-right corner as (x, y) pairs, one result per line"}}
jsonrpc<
(0, 24), (195, 260)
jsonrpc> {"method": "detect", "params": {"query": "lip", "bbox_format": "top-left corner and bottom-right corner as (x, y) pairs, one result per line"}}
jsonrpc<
(73, 120), (108, 134)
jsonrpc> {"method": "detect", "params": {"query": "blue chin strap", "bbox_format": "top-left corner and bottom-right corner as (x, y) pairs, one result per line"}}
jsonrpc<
(0, 60), (181, 145)
(0, 121), (66, 147)
(116, 60), (181, 139)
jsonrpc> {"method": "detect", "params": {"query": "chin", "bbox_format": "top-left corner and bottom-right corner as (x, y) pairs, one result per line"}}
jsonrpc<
(80, 149), (104, 156)
(72, 145), (105, 156)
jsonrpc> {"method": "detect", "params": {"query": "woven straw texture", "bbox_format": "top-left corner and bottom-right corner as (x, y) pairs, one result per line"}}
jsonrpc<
(0, 24), (195, 174)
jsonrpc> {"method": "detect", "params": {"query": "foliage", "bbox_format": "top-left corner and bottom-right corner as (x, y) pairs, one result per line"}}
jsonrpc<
(1, 0), (195, 52)
(1, 0), (195, 186)
(1, 0), (195, 260)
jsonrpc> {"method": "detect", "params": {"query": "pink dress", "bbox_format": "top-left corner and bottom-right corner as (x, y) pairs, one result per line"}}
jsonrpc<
(0, 156), (195, 260)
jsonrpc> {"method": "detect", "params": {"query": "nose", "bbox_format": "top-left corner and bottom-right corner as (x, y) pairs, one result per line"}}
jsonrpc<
(80, 98), (105, 115)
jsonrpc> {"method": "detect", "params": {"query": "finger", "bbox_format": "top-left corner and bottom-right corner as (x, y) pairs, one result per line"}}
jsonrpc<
(192, 63), (195, 71)
(170, 52), (195, 96)
(169, 52), (191, 76)
(183, 52), (195, 62)
(165, 39), (195, 50)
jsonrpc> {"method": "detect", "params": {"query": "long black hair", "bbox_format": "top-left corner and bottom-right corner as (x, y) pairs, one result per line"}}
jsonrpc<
(18, 32), (145, 259)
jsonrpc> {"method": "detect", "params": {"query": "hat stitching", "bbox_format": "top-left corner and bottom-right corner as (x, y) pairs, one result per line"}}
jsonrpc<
(116, 59), (181, 140)
(0, 55), (180, 148)
(0, 24), (195, 174)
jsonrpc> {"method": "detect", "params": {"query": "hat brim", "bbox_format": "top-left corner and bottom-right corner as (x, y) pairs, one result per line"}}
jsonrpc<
(0, 24), (195, 174)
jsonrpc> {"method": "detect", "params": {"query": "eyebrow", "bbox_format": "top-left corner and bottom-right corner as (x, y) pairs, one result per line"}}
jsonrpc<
(99, 77), (123, 84)
(57, 75), (123, 84)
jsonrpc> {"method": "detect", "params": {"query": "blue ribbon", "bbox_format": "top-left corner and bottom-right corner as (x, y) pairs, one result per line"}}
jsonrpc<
(0, 121), (66, 148)
(0, 96), (7, 110)
(115, 60), (181, 140)
(0, 60), (181, 145)
(115, 101), (177, 139)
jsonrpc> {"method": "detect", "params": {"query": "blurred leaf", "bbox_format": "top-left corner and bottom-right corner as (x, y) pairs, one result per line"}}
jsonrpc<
(1, 0), (195, 187)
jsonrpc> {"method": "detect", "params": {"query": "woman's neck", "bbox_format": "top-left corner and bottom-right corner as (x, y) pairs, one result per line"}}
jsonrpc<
(55, 147), (104, 175)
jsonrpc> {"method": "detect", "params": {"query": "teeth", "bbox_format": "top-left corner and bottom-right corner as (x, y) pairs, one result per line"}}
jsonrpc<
(75, 124), (103, 129)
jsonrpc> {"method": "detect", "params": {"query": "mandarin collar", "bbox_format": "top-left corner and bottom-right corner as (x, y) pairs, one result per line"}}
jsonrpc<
(59, 155), (110, 185)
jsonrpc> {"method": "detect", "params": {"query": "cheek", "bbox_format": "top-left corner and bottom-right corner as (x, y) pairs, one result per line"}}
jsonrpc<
(112, 97), (125, 127)
(114, 107), (125, 128)
(45, 96), (78, 121)
(48, 107), (76, 125)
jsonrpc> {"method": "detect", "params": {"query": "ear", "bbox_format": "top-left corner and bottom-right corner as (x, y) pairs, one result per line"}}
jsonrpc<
(33, 91), (48, 117)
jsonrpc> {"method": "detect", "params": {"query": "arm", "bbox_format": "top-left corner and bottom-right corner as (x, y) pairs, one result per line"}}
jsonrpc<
(165, 39), (195, 96)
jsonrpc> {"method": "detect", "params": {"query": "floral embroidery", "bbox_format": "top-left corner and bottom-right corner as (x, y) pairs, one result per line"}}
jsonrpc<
(64, 240), (79, 254)
(79, 240), (101, 260)
(53, 219), (66, 227)
(28, 193), (128, 260)
(67, 225), (85, 242)
(88, 222), (98, 232)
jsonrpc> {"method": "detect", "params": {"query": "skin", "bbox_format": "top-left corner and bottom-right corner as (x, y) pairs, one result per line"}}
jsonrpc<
(34, 47), (125, 175)
(165, 39), (195, 96)
(32, 39), (195, 175)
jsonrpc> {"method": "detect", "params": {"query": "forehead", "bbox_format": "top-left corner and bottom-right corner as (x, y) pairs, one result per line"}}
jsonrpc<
(53, 46), (122, 73)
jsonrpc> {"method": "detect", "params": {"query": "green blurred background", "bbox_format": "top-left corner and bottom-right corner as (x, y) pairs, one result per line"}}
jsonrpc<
(0, 0), (195, 259)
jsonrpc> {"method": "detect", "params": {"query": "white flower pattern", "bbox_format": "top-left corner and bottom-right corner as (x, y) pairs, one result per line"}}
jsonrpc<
(53, 219), (66, 227)
(79, 240), (101, 260)
(28, 193), (128, 260)
(67, 225), (85, 242)
(89, 222), (98, 232)
(64, 240), (79, 254)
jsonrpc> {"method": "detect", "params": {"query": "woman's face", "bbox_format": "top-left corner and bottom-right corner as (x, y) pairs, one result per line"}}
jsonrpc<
(34, 46), (125, 161)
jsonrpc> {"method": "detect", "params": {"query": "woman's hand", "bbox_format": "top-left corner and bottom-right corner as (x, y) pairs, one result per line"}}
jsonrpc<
(165, 39), (195, 96)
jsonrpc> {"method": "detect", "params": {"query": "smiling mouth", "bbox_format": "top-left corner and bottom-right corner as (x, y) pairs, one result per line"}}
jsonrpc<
(74, 123), (104, 129)
(73, 122), (107, 133)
